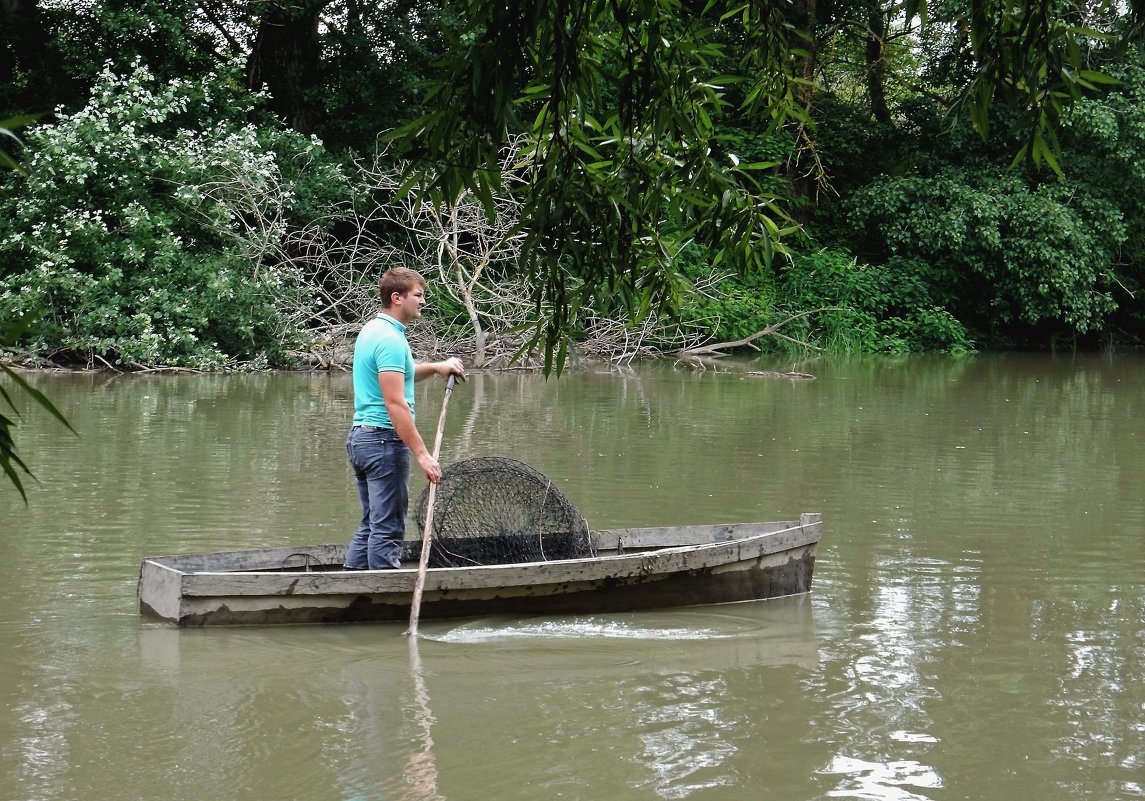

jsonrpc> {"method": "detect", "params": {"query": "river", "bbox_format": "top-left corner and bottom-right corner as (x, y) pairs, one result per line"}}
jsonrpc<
(1, 353), (1142, 801)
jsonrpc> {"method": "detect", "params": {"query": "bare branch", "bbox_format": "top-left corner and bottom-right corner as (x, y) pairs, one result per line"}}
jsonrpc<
(678, 307), (843, 356)
(194, 0), (248, 56)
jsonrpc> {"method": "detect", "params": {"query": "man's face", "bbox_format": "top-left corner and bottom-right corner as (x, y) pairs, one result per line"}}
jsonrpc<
(391, 286), (427, 324)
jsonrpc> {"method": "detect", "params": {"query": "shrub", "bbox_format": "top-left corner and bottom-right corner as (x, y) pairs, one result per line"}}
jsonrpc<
(773, 248), (974, 354)
(841, 168), (1123, 344)
(0, 61), (345, 368)
(676, 244), (776, 343)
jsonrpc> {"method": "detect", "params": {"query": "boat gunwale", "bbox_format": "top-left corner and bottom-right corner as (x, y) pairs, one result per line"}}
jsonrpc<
(139, 516), (821, 598)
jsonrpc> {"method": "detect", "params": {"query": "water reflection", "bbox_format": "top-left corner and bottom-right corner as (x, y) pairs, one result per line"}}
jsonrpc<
(414, 602), (819, 800)
(820, 755), (943, 800)
(629, 672), (741, 798)
(10, 697), (72, 798)
(398, 639), (444, 801)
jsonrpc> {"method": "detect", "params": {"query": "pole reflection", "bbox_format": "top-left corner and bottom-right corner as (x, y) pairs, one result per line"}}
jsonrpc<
(398, 636), (445, 801)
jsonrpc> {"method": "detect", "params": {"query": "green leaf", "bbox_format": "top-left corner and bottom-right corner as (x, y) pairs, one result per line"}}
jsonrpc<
(0, 151), (24, 172)
(1076, 69), (1122, 86)
(903, 0), (927, 26)
(0, 364), (75, 433)
(2, 311), (76, 502)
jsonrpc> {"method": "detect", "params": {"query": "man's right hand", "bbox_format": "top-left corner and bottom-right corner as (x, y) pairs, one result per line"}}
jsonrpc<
(418, 451), (442, 484)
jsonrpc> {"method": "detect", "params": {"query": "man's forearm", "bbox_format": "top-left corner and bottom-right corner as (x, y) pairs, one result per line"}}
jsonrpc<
(387, 402), (428, 459)
(414, 362), (445, 382)
(414, 358), (465, 382)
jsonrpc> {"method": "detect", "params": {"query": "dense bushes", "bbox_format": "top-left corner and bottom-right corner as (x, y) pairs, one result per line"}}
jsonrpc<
(776, 250), (974, 354)
(675, 243), (973, 356)
(840, 169), (1123, 346)
(0, 62), (344, 368)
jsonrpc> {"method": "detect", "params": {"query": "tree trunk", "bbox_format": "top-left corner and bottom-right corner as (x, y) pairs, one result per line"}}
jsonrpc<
(245, 0), (329, 134)
(784, 0), (820, 224)
(0, 0), (57, 112)
(866, 2), (891, 124)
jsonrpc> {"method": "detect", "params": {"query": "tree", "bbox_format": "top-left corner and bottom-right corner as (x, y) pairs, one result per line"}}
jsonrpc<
(7, 0), (1144, 371)
(386, 0), (1142, 371)
(246, 0), (329, 134)
(842, 168), (1123, 344)
(389, 0), (804, 371)
(0, 0), (75, 112)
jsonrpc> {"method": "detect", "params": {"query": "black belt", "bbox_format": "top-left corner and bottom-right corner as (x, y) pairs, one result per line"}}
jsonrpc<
(354, 424), (393, 432)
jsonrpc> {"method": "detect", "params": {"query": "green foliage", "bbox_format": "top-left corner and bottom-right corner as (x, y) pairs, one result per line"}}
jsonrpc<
(2, 0), (229, 117)
(387, 0), (804, 373)
(0, 62), (344, 368)
(902, 0), (1133, 175)
(673, 243), (972, 355)
(807, 94), (906, 200)
(6, 0), (1144, 368)
(61, 0), (220, 77)
(1055, 54), (1145, 338)
(842, 168), (1123, 344)
(318, 1), (464, 154)
(382, 0), (1143, 369)
(676, 245), (776, 343)
(809, 26), (1145, 349)
(774, 249), (974, 354)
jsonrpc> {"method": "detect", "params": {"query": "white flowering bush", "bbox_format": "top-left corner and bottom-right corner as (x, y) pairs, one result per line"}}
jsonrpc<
(0, 61), (344, 368)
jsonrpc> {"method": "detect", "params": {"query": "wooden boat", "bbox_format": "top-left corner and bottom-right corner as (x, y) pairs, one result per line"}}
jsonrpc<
(137, 513), (822, 627)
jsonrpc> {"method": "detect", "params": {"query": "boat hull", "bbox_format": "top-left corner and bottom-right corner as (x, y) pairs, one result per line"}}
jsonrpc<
(138, 514), (821, 626)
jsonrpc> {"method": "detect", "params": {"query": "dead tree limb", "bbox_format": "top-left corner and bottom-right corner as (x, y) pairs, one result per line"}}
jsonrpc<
(677, 307), (843, 357)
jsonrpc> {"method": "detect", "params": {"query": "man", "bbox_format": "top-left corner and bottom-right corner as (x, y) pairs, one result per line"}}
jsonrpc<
(344, 267), (465, 570)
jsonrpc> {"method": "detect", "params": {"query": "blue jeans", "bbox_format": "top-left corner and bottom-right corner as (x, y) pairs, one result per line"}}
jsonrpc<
(345, 426), (410, 569)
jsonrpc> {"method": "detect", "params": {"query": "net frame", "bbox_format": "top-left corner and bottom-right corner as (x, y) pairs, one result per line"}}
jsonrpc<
(411, 456), (596, 567)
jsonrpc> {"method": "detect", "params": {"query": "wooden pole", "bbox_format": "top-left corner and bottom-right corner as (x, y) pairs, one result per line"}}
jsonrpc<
(406, 373), (458, 636)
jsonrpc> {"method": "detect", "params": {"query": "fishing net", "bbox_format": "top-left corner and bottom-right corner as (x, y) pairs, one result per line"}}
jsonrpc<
(411, 456), (596, 567)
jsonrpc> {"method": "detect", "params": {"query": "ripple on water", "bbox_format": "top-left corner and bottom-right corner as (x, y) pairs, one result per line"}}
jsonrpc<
(819, 755), (944, 801)
(404, 598), (821, 679)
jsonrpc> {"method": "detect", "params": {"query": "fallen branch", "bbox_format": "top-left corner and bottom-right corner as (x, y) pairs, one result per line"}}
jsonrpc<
(127, 363), (211, 374)
(676, 307), (842, 357)
(746, 370), (817, 380)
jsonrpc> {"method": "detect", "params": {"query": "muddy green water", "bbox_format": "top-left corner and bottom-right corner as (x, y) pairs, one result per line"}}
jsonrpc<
(1, 354), (1143, 801)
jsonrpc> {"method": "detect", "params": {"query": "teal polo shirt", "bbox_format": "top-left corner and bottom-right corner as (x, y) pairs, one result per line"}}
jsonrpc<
(351, 313), (416, 428)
